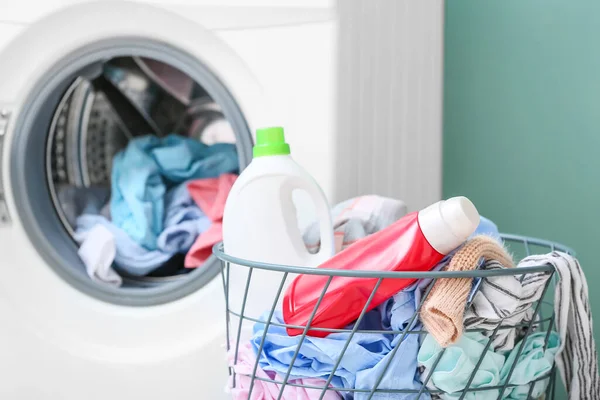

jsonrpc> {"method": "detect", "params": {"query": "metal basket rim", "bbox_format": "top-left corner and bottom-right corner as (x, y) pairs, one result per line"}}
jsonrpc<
(212, 233), (574, 279)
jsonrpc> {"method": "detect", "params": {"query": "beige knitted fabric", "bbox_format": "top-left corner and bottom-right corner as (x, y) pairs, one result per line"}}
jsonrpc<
(420, 235), (515, 347)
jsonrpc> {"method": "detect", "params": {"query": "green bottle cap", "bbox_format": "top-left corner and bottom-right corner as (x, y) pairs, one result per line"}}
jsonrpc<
(253, 126), (291, 157)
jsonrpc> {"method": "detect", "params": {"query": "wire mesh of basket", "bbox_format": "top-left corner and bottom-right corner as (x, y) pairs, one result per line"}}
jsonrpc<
(214, 234), (575, 400)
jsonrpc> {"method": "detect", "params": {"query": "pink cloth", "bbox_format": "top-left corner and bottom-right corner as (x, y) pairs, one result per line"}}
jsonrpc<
(227, 342), (341, 400)
(184, 173), (237, 268)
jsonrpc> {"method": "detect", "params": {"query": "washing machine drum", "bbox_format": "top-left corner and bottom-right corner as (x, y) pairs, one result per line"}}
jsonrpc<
(10, 48), (253, 306)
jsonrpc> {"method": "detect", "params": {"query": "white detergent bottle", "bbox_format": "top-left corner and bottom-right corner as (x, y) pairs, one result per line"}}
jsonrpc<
(223, 126), (335, 336)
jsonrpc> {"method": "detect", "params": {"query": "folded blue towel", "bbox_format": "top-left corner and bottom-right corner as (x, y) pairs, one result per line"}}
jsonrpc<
(110, 134), (237, 249)
(76, 182), (211, 276)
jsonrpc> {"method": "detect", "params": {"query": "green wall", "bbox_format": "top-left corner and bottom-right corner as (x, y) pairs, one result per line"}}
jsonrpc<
(443, 1), (599, 395)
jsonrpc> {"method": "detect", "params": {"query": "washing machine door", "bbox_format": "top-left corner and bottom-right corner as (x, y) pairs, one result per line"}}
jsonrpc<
(0, 2), (265, 399)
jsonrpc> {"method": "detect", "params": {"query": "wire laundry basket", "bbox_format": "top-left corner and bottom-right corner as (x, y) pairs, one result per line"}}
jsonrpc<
(214, 234), (575, 400)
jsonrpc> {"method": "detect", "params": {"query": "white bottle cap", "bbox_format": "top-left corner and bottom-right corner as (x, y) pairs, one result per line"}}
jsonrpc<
(418, 196), (480, 255)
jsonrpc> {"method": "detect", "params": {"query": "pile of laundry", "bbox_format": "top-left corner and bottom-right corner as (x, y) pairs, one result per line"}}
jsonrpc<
(227, 196), (599, 400)
(60, 133), (239, 286)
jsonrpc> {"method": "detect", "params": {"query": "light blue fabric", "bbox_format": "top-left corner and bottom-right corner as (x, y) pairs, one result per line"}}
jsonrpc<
(472, 216), (500, 241)
(501, 332), (560, 400)
(418, 332), (506, 400)
(75, 182), (211, 276)
(354, 285), (430, 400)
(251, 279), (431, 400)
(252, 311), (390, 396)
(110, 134), (237, 249)
(156, 183), (210, 253)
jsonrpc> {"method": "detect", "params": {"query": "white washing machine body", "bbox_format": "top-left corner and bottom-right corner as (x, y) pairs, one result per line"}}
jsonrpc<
(0, 1), (337, 398)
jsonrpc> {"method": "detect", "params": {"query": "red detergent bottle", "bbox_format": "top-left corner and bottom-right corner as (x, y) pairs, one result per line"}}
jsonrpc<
(282, 196), (480, 337)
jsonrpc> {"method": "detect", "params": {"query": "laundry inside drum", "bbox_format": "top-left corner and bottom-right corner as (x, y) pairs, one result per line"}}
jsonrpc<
(46, 56), (239, 289)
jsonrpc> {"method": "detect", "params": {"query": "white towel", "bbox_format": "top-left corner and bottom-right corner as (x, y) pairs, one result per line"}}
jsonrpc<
(519, 252), (600, 400)
(77, 224), (122, 287)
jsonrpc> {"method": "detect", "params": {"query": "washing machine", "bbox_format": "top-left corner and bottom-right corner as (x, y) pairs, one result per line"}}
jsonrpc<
(0, 0), (337, 398)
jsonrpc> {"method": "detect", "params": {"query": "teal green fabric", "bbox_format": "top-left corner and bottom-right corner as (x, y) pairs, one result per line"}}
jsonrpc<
(418, 331), (559, 399)
(418, 332), (505, 400)
(501, 332), (560, 399)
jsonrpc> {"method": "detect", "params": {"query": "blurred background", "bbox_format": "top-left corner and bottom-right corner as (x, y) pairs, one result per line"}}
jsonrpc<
(442, 3), (600, 397)
(443, 0), (599, 355)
